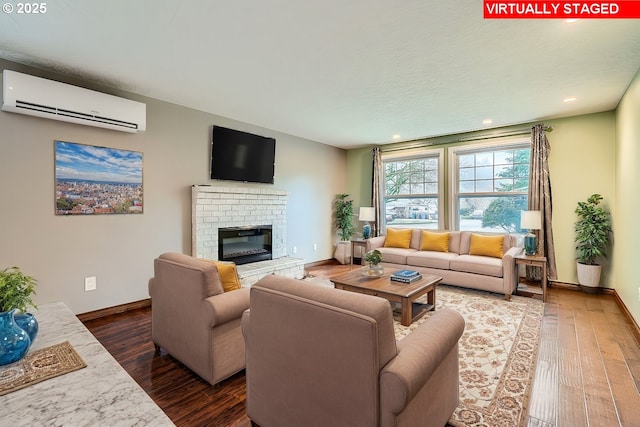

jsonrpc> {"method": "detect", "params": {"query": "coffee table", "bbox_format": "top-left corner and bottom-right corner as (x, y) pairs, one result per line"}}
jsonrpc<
(332, 268), (442, 326)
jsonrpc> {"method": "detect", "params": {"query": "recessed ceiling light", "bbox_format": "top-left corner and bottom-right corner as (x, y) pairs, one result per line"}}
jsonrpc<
(563, 96), (577, 103)
(482, 119), (493, 125)
(566, 18), (579, 23)
(392, 134), (401, 140)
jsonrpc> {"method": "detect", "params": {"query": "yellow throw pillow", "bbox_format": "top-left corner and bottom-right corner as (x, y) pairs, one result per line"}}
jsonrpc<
(420, 231), (450, 252)
(384, 228), (413, 249)
(469, 234), (504, 258)
(208, 261), (241, 292)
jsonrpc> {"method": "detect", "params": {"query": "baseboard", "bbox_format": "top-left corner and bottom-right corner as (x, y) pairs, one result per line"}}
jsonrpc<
(303, 259), (337, 269)
(77, 298), (151, 322)
(610, 290), (640, 346)
(548, 280), (580, 291)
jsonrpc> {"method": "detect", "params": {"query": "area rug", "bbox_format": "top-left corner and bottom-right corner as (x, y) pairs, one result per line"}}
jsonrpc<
(394, 285), (543, 427)
(0, 340), (87, 396)
(304, 277), (543, 427)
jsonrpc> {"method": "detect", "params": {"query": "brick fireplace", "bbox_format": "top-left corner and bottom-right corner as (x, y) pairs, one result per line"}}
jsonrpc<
(191, 185), (304, 286)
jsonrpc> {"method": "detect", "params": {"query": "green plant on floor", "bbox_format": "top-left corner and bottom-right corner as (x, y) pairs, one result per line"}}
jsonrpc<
(334, 193), (354, 241)
(574, 194), (612, 266)
(364, 250), (382, 267)
(0, 266), (37, 313)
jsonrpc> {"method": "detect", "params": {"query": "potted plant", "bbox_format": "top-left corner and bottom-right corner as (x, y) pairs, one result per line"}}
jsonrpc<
(574, 194), (612, 292)
(333, 194), (355, 264)
(362, 249), (384, 277)
(0, 266), (38, 365)
(364, 249), (382, 267)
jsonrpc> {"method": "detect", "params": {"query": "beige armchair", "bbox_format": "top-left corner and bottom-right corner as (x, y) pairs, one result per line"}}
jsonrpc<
(148, 252), (250, 385)
(242, 275), (465, 427)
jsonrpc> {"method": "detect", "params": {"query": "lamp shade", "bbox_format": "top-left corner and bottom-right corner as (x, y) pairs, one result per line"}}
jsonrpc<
(359, 207), (375, 222)
(521, 210), (541, 230)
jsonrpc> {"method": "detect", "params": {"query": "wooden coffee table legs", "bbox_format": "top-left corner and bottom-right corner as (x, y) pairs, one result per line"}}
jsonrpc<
(400, 285), (436, 326)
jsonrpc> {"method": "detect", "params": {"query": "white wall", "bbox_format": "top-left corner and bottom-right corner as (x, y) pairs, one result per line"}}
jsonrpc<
(0, 60), (346, 314)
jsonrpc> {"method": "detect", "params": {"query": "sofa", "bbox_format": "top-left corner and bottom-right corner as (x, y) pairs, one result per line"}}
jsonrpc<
(367, 229), (520, 300)
(148, 252), (250, 385)
(242, 274), (465, 427)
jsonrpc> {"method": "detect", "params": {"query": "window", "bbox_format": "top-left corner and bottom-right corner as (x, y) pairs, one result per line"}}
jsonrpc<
(450, 139), (530, 233)
(382, 149), (444, 232)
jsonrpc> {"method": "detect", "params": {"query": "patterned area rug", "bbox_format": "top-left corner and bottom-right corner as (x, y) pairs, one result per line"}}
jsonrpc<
(0, 341), (87, 396)
(305, 277), (543, 427)
(394, 285), (543, 427)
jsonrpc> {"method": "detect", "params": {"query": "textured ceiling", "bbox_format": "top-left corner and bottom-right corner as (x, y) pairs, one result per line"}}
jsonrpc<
(1, 1), (639, 149)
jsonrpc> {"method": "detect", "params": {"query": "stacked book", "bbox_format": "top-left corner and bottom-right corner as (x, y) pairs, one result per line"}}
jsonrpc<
(390, 269), (422, 284)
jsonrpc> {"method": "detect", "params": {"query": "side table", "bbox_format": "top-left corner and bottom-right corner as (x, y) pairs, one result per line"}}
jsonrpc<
(350, 239), (368, 266)
(515, 252), (548, 302)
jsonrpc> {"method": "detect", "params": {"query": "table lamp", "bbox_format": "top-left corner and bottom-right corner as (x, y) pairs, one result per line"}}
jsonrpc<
(521, 210), (541, 256)
(359, 207), (375, 239)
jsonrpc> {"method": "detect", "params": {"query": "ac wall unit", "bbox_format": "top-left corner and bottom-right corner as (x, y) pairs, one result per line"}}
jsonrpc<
(1, 70), (146, 133)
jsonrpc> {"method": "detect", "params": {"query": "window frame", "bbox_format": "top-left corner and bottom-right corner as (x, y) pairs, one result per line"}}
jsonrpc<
(448, 137), (531, 232)
(380, 147), (445, 233)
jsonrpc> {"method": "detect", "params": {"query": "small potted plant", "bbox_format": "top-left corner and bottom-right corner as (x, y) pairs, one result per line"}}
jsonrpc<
(574, 194), (612, 292)
(362, 249), (384, 277)
(0, 266), (38, 365)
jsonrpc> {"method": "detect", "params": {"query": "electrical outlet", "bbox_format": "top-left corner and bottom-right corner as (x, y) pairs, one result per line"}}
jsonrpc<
(293, 246), (297, 254)
(313, 243), (317, 251)
(84, 276), (97, 292)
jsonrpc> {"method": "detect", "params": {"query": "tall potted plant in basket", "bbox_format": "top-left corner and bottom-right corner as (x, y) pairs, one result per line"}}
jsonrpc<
(0, 266), (38, 365)
(333, 193), (355, 264)
(574, 194), (612, 292)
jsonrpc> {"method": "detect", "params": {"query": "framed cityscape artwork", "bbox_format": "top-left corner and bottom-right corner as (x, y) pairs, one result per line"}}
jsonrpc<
(55, 140), (143, 215)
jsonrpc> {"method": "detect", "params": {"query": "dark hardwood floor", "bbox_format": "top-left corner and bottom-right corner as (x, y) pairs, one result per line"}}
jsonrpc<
(83, 262), (640, 427)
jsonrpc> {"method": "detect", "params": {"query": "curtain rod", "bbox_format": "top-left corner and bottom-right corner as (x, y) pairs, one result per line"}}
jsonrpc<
(380, 125), (553, 153)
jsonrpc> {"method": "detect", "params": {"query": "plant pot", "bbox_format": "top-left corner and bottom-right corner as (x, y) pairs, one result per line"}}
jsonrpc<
(333, 241), (352, 265)
(577, 263), (601, 293)
(361, 264), (384, 278)
(0, 309), (32, 366)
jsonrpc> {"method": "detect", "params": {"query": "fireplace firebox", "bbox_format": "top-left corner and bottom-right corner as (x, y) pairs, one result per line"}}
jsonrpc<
(218, 225), (273, 265)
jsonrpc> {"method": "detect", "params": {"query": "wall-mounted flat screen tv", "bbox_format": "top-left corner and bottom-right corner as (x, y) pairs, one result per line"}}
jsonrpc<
(210, 126), (276, 184)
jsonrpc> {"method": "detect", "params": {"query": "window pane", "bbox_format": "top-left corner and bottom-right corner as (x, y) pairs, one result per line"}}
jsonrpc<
(458, 195), (528, 233)
(424, 182), (438, 193)
(494, 150), (512, 165)
(475, 152), (493, 166)
(476, 166), (493, 180)
(384, 197), (439, 230)
(459, 167), (474, 181)
(495, 179), (513, 191)
(459, 154), (474, 168)
(459, 180), (474, 192)
(476, 180), (493, 192)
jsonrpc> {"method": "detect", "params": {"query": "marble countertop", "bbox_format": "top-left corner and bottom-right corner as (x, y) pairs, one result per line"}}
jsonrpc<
(0, 302), (175, 426)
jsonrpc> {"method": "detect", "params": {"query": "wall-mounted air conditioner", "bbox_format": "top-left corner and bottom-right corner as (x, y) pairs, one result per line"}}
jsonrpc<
(1, 70), (146, 133)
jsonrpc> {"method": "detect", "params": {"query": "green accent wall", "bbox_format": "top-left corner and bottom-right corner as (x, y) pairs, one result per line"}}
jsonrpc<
(346, 112), (617, 290)
(615, 68), (640, 326)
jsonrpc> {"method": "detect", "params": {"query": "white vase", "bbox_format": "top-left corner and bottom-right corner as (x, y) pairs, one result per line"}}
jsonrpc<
(576, 263), (601, 292)
(333, 241), (352, 265)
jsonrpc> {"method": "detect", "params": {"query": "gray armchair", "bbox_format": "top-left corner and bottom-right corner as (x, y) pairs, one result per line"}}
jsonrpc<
(148, 252), (250, 385)
(242, 275), (465, 427)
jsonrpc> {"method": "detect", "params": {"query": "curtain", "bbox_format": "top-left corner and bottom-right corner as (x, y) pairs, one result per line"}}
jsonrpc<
(372, 147), (383, 237)
(528, 124), (558, 280)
